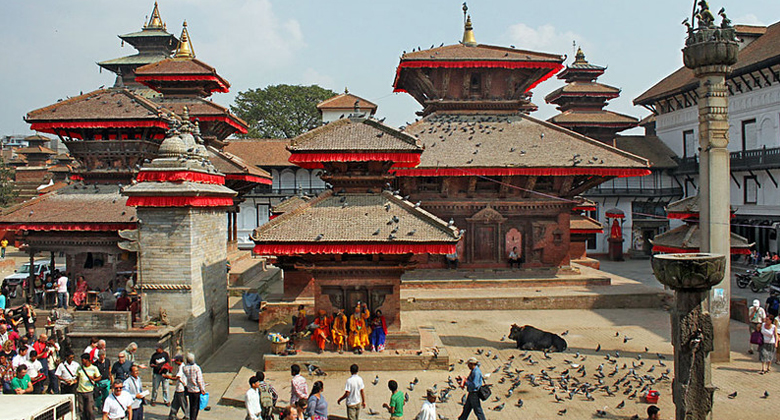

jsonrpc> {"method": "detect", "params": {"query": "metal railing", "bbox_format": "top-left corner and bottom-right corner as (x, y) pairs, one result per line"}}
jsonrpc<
(587, 186), (683, 197)
(674, 146), (780, 174)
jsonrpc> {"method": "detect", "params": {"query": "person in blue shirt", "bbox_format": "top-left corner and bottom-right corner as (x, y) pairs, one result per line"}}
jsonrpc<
(456, 357), (486, 420)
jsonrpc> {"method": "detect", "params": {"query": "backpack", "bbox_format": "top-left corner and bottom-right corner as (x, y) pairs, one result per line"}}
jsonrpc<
(258, 383), (274, 409)
(769, 297), (780, 315)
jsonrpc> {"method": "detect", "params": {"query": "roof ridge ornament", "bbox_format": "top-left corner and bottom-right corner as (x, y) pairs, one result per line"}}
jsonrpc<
(462, 2), (476, 46)
(145, 2), (165, 30)
(174, 21), (195, 58)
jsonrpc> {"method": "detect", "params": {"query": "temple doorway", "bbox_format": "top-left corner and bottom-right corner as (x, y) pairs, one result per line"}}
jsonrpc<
(505, 228), (523, 262)
(474, 226), (496, 261)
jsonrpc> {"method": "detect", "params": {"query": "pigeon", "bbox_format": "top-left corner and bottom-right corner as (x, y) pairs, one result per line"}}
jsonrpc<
(630, 415), (640, 420)
(405, 393), (410, 403)
(596, 344), (601, 352)
(561, 330), (569, 336)
(557, 409), (567, 416)
(616, 400), (625, 409)
(492, 403), (505, 411)
(728, 391), (737, 399)
(408, 383), (415, 391)
(500, 335), (506, 342)
(372, 375), (379, 386)
(623, 336), (633, 343)
(515, 399), (524, 408)
(615, 332), (620, 337)
(596, 408), (608, 418)
(762, 391), (770, 399)
(367, 408), (379, 415)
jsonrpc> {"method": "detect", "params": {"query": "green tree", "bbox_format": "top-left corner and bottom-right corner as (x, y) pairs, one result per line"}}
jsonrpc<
(0, 155), (17, 208)
(231, 84), (337, 139)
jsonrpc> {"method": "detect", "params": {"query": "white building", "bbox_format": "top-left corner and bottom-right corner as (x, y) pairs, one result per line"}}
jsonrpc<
(634, 23), (780, 255)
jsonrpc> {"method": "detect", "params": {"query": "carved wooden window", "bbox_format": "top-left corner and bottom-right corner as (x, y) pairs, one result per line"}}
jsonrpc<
(744, 176), (758, 204)
(469, 73), (481, 94)
(742, 119), (757, 151)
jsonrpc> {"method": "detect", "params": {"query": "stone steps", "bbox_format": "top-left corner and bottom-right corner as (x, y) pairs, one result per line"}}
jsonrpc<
(228, 256), (267, 286)
(227, 266), (282, 297)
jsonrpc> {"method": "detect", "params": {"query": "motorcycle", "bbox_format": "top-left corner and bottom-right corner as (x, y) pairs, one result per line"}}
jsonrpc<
(743, 269), (780, 293)
(736, 269), (758, 289)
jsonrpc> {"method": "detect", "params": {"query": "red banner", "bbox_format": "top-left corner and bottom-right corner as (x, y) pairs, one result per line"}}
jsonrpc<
(393, 167), (651, 178)
(225, 174), (272, 185)
(126, 196), (234, 207)
(252, 242), (456, 256)
(289, 152), (421, 169)
(136, 171), (225, 185)
(1, 223), (136, 232)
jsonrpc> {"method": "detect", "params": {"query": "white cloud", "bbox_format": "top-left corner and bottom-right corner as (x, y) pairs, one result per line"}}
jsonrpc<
(300, 68), (335, 89)
(505, 23), (589, 59)
(734, 14), (766, 26)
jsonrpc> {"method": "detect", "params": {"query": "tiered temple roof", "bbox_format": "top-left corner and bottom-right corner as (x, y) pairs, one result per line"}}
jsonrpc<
(545, 48), (638, 143)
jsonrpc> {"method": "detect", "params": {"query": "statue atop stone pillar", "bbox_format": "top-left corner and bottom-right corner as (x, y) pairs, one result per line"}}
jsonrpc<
(681, 1), (738, 363)
(652, 253), (726, 420)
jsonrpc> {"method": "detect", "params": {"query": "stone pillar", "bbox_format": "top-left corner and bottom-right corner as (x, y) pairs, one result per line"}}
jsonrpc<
(652, 253), (726, 420)
(682, 21), (738, 363)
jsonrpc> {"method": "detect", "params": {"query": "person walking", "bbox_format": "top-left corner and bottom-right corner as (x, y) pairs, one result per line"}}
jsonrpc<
(416, 389), (437, 420)
(1, 238), (8, 259)
(102, 381), (134, 420)
(165, 355), (188, 420)
(759, 314), (778, 374)
(76, 353), (102, 420)
(749, 299), (766, 355)
(123, 365), (146, 420)
(337, 364), (365, 420)
(182, 353), (206, 420)
(149, 345), (171, 406)
(94, 350), (113, 410)
(306, 381), (328, 420)
(112, 353), (133, 383)
(382, 380), (403, 420)
(246, 376), (264, 420)
(255, 372), (277, 420)
(27, 350), (46, 394)
(290, 364), (308, 405)
(56, 352), (79, 394)
(46, 336), (60, 394)
(456, 357), (486, 420)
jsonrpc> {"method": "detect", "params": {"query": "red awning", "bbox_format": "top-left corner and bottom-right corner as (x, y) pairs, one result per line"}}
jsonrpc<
(393, 167), (651, 178)
(666, 213), (735, 220)
(571, 228), (603, 234)
(1, 223), (136, 232)
(225, 174), (272, 185)
(135, 75), (230, 93)
(126, 196), (234, 207)
(136, 170), (226, 185)
(196, 116), (248, 134)
(30, 120), (168, 134)
(652, 245), (751, 255)
(289, 152), (421, 169)
(393, 60), (563, 93)
(572, 204), (597, 211)
(253, 242), (456, 256)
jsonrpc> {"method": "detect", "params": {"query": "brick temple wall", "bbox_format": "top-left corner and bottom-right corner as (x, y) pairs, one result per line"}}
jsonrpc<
(137, 207), (229, 360)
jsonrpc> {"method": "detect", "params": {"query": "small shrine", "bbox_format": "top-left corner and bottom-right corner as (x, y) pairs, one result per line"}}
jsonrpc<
(251, 115), (460, 330)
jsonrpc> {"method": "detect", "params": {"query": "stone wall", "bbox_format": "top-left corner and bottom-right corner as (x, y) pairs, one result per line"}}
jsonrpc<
(69, 311), (132, 332)
(137, 207), (228, 360)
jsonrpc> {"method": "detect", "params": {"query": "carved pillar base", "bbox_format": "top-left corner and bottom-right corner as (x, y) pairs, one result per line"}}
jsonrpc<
(671, 290), (714, 420)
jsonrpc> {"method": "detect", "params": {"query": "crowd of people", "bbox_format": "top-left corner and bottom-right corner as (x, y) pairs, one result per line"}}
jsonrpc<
(294, 302), (387, 354)
(0, 312), (208, 420)
(746, 250), (780, 267)
(748, 294), (780, 373)
(245, 363), (439, 420)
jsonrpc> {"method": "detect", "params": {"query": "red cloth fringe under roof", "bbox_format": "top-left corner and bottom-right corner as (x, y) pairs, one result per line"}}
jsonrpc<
(253, 242), (456, 256)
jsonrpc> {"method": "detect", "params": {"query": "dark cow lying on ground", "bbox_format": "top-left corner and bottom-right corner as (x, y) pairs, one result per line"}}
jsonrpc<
(508, 324), (567, 352)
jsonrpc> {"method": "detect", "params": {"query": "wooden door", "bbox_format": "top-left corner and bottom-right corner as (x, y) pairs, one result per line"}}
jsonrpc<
(474, 226), (496, 261)
(505, 228), (523, 260)
(346, 289), (368, 313)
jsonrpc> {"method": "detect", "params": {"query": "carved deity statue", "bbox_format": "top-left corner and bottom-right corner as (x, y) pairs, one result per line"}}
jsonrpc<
(695, 0), (715, 29)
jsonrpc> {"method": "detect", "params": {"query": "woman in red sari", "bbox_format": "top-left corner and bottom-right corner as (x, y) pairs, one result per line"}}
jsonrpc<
(311, 310), (331, 353)
(72, 275), (88, 307)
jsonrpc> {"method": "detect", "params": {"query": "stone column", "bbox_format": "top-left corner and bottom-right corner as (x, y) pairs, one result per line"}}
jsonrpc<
(652, 253), (726, 420)
(682, 21), (738, 363)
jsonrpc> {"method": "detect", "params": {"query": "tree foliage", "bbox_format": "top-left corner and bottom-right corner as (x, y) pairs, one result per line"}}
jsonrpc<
(231, 84), (337, 139)
(0, 155), (17, 208)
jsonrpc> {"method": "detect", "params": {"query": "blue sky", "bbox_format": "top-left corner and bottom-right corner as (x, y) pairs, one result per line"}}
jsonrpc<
(1, 0), (779, 136)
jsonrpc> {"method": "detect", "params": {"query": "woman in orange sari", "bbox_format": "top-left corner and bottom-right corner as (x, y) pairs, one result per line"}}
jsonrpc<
(72, 275), (88, 307)
(331, 308), (348, 354)
(348, 303), (370, 354)
(311, 310), (331, 353)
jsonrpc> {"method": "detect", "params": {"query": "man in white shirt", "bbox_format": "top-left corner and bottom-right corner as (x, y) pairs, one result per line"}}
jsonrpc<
(0, 323), (9, 345)
(27, 350), (45, 394)
(103, 382), (134, 420)
(416, 388), (437, 420)
(12, 346), (30, 369)
(57, 274), (69, 309)
(337, 364), (365, 420)
(245, 376), (262, 420)
(56, 353), (80, 394)
(164, 355), (188, 420)
(123, 365), (146, 420)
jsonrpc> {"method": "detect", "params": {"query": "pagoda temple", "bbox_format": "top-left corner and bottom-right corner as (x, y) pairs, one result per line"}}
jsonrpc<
(545, 48), (639, 144)
(0, 4), (269, 295)
(391, 12), (651, 269)
(650, 195), (753, 255)
(251, 115), (460, 329)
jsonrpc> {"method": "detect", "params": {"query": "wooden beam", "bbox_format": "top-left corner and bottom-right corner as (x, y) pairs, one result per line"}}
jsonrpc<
(568, 176), (609, 197)
(766, 169), (778, 188)
(758, 68), (773, 87)
(559, 176), (574, 196)
(522, 176), (537, 198)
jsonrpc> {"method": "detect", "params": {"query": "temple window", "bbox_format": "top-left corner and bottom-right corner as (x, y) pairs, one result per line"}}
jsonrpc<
(469, 73), (481, 94)
(742, 119), (757, 151)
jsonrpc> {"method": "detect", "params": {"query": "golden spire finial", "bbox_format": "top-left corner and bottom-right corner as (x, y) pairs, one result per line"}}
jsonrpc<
(462, 15), (476, 46)
(573, 47), (588, 65)
(147, 2), (164, 30)
(174, 21), (195, 58)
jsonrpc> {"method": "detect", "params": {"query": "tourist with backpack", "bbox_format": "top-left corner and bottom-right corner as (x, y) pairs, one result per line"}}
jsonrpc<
(766, 290), (780, 318)
(254, 371), (277, 420)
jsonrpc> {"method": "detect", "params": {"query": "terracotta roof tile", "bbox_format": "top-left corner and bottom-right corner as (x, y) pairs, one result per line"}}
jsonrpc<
(317, 93), (377, 111)
(14, 146), (57, 155)
(26, 88), (168, 122)
(135, 57), (222, 77)
(206, 146), (271, 180)
(548, 111), (639, 126)
(252, 190), (459, 244)
(570, 214), (602, 231)
(223, 139), (292, 167)
(0, 184), (136, 225)
(401, 113), (649, 170)
(290, 118), (420, 152)
(635, 21), (780, 105)
(545, 82), (621, 101)
(271, 196), (311, 214)
(401, 44), (563, 63)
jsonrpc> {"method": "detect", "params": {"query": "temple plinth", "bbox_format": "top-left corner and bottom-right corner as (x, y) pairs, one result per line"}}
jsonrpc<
(652, 253), (725, 420)
(682, 3), (739, 363)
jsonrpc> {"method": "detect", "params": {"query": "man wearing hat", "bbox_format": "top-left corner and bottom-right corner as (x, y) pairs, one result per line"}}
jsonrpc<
(749, 299), (766, 355)
(415, 389), (437, 420)
(456, 358), (485, 420)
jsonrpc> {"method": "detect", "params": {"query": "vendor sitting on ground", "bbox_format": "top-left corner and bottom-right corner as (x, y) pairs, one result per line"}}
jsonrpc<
(508, 246), (521, 268)
(311, 310), (331, 354)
